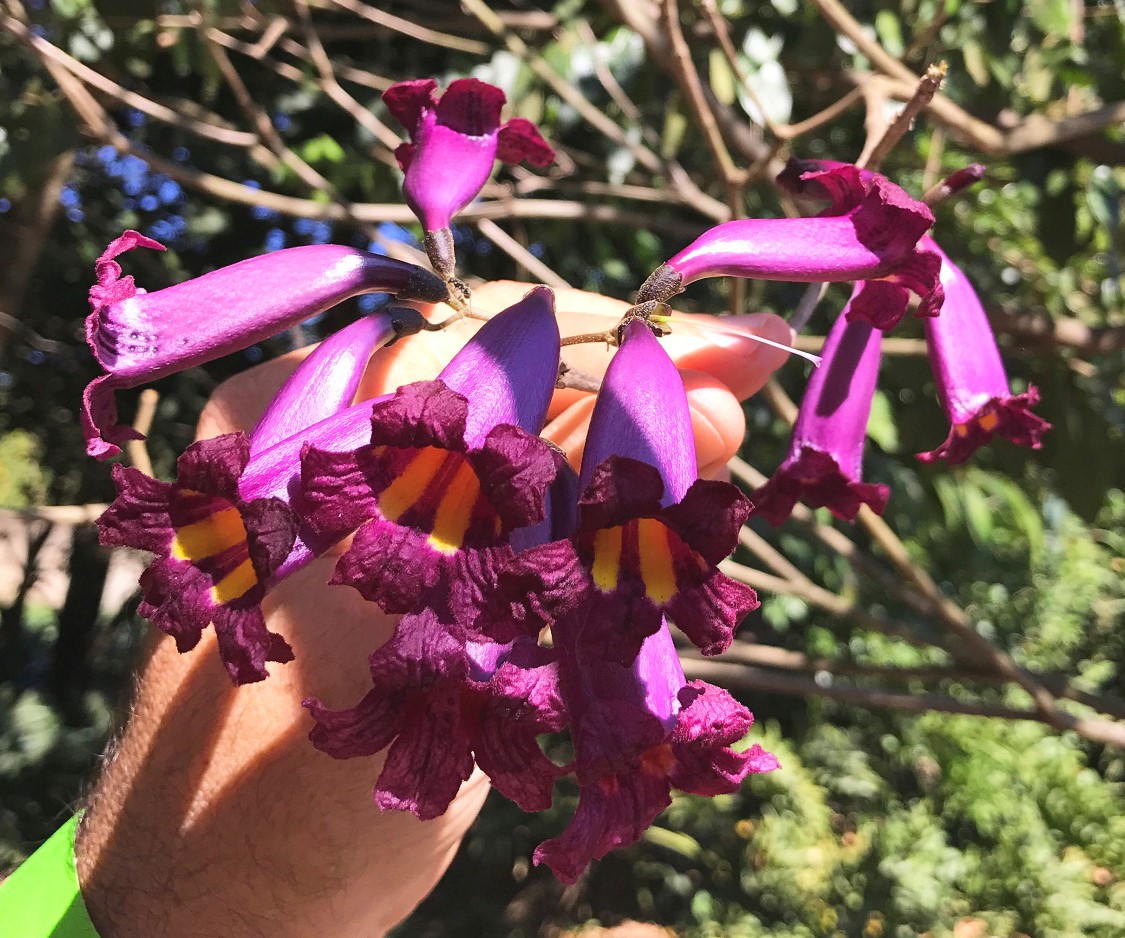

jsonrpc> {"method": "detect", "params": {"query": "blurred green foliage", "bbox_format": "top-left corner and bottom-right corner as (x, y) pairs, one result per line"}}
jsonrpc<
(1, 0), (1123, 934)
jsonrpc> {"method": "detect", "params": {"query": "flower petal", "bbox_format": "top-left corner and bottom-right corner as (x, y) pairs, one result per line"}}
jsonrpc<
(533, 768), (672, 884)
(662, 478), (752, 565)
(382, 78), (438, 131)
(753, 446), (889, 525)
(250, 313), (395, 454)
(669, 681), (777, 795)
(496, 118), (556, 167)
(434, 77), (505, 135)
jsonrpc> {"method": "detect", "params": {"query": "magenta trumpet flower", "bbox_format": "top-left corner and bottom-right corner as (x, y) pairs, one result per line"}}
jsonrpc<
(306, 610), (567, 820)
(98, 434), (299, 684)
(96, 319), (403, 685)
(917, 239), (1050, 464)
(535, 624), (778, 884)
(384, 78), (554, 278)
(752, 286), (889, 525)
(636, 163), (942, 330)
(297, 286), (564, 630)
(498, 320), (775, 882)
(480, 319), (759, 665)
(84, 231), (449, 460)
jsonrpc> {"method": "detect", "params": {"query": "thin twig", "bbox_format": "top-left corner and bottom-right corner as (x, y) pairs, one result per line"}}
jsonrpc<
(660, 0), (743, 183)
(697, 0), (780, 138)
(124, 389), (159, 478)
(323, 0), (491, 55)
(5, 20), (259, 148)
(290, 0), (400, 151)
(681, 657), (1125, 745)
(475, 219), (571, 288)
(460, 0), (730, 222)
(860, 63), (946, 171)
(556, 363), (603, 393)
(777, 86), (865, 140)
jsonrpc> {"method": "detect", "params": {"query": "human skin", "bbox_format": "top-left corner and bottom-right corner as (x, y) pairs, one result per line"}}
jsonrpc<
(74, 283), (791, 938)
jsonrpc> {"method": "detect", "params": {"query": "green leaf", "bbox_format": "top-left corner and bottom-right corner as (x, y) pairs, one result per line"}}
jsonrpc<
(875, 10), (905, 58)
(298, 133), (345, 165)
(1025, 0), (1073, 38)
(866, 390), (900, 454)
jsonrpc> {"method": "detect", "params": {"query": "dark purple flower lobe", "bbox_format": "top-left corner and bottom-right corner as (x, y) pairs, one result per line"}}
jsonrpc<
(98, 433), (298, 684)
(299, 380), (562, 620)
(752, 447), (889, 525)
(483, 456), (757, 662)
(305, 610), (566, 819)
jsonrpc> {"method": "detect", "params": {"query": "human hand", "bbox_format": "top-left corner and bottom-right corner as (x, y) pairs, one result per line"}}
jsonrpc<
(76, 283), (791, 938)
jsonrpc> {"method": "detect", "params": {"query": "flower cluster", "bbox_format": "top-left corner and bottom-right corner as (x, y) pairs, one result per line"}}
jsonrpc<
(748, 161), (1050, 525)
(87, 79), (1048, 880)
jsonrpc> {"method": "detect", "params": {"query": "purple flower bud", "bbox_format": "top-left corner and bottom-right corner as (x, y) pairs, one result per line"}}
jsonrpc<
(250, 313), (396, 454)
(384, 79), (554, 277)
(84, 232), (448, 460)
(638, 164), (942, 330)
(752, 286), (889, 525)
(917, 239), (1050, 464)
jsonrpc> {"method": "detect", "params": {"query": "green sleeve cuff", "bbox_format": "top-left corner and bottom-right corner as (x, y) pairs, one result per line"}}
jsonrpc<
(0, 815), (101, 937)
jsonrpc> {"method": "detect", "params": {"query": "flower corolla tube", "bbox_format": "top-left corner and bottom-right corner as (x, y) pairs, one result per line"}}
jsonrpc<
(917, 238), (1051, 464)
(752, 285), (889, 525)
(83, 231), (448, 460)
(635, 163), (942, 330)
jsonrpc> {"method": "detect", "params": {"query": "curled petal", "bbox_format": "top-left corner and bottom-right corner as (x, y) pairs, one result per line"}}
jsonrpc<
(917, 388), (1049, 465)
(753, 446), (889, 525)
(533, 768), (672, 885)
(382, 78), (439, 131)
(470, 423), (564, 530)
(434, 78), (505, 135)
(477, 540), (587, 642)
(662, 478), (752, 565)
(496, 118), (556, 166)
(578, 456), (665, 531)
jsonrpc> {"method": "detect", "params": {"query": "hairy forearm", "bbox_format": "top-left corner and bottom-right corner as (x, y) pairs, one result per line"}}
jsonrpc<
(76, 559), (488, 938)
